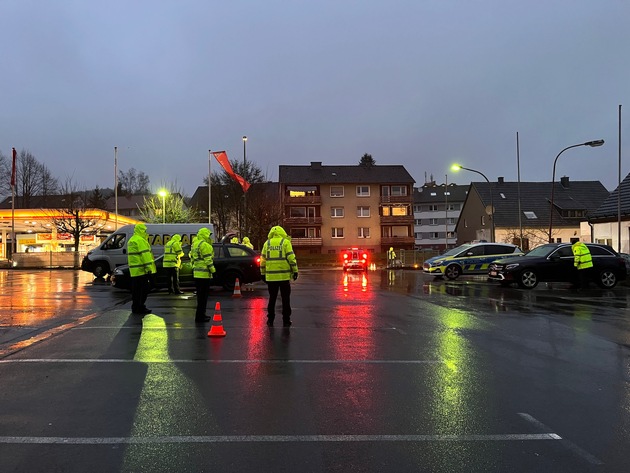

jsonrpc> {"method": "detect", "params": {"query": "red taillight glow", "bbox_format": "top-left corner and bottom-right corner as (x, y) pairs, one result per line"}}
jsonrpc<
(343, 253), (349, 259)
(255, 256), (261, 266)
(362, 253), (368, 259)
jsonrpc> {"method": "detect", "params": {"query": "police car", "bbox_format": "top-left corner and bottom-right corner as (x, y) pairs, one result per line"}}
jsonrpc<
(423, 242), (523, 280)
(342, 247), (369, 272)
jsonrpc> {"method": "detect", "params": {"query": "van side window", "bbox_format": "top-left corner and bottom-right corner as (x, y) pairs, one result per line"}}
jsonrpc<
(102, 234), (126, 250)
(485, 244), (512, 255)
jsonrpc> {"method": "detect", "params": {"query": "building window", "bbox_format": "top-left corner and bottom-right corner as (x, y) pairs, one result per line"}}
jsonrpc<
(429, 218), (438, 225)
(330, 186), (344, 197)
(430, 232), (440, 239)
(447, 217), (456, 225)
(414, 219), (421, 225)
(524, 211), (537, 219)
(331, 207), (344, 218)
(358, 227), (370, 238)
(289, 207), (306, 218)
(446, 203), (459, 211)
(357, 206), (370, 217)
(413, 205), (421, 212)
(382, 205), (410, 216)
(356, 186), (370, 197)
(290, 228), (307, 238)
(481, 216), (485, 226)
(332, 227), (344, 238)
(428, 204), (439, 211)
(391, 185), (407, 196)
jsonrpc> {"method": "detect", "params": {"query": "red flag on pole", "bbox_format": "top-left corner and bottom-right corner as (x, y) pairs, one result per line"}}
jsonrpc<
(212, 151), (251, 193)
(11, 147), (17, 187)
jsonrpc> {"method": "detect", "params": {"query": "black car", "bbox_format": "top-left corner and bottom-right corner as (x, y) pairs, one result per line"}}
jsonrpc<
(110, 243), (261, 291)
(488, 243), (627, 289)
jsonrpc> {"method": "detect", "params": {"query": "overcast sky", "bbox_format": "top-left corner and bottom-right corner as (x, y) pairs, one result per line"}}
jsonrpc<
(2, 0), (629, 197)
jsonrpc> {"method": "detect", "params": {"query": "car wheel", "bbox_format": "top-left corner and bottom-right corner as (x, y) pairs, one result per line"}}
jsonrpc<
(597, 270), (618, 288)
(517, 269), (538, 289)
(222, 270), (242, 291)
(93, 262), (109, 279)
(445, 264), (462, 280)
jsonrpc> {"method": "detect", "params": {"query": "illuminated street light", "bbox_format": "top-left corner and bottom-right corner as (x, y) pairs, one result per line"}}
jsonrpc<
(548, 140), (604, 242)
(158, 190), (167, 224)
(451, 164), (495, 242)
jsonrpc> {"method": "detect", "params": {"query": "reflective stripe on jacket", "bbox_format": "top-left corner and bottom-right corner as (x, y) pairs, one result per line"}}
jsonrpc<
(191, 239), (215, 278)
(261, 237), (298, 282)
(163, 238), (184, 268)
(128, 235), (156, 277)
(572, 242), (593, 270)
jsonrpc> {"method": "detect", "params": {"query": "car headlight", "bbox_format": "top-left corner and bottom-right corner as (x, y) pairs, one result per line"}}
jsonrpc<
(113, 269), (123, 276)
(432, 260), (444, 266)
(506, 263), (520, 270)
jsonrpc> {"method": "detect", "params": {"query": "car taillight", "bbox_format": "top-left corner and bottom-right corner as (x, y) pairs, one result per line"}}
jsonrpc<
(343, 253), (348, 260)
(362, 253), (368, 260)
(255, 256), (261, 266)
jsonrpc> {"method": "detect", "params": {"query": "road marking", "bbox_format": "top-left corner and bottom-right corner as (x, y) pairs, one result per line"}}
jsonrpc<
(0, 358), (444, 364)
(0, 433), (560, 444)
(518, 413), (603, 465)
(0, 314), (99, 358)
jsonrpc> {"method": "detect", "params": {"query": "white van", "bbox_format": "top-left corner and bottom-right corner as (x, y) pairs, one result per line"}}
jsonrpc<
(81, 223), (214, 278)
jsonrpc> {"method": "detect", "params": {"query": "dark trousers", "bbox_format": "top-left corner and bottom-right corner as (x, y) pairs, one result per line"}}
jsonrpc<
(195, 278), (210, 320)
(267, 280), (292, 322)
(166, 267), (180, 292)
(131, 275), (151, 313)
(576, 268), (592, 289)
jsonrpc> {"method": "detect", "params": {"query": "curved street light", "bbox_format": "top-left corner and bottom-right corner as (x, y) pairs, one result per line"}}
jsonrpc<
(451, 164), (494, 242)
(548, 140), (604, 243)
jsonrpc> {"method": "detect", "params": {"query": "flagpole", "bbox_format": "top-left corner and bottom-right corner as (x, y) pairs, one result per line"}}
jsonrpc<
(208, 150), (212, 225)
(11, 147), (16, 259)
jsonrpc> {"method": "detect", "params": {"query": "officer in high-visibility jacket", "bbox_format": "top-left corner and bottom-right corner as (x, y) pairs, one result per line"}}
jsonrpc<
(127, 223), (156, 315)
(260, 225), (298, 327)
(387, 247), (397, 268)
(241, 236), (254, 250)
(572, 240), (593, 291)
(190, 227), (215, 322)
(230, 236), (240, 244)
(163, 234), (184, 294)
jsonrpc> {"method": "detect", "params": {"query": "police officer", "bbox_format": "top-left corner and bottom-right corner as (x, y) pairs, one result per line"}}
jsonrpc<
(163, 234), (184, 294)
(260, 225), (298, 327)
(127, 223), (156, 315)
(572, 240), (593, 291)
(230, 236), (240, 244)
(242, 236), (254, 250)
(387, 247), (397, 268)
(190, 227), (216, 323)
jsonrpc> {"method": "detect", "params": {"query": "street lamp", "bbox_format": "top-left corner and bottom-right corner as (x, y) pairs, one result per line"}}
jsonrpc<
(548, 140), (604, 242)
(242, 135), (248, 235)
(242, 136), (247, 165)
(158, 190), (167, 224)
(451, 164), (495, 242)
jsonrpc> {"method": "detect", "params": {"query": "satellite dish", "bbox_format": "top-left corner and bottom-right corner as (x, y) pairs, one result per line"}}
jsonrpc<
(485, 205), (494, 216)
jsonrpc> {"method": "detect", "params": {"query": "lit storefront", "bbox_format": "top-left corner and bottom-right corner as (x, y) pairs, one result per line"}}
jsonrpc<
(0, 209), (140, 260)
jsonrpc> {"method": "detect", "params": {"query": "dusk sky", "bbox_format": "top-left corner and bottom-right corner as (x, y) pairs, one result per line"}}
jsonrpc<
(2, 0), (629, 197)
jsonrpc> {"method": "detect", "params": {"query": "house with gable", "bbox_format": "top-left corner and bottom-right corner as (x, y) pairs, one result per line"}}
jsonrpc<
(585, 172), (630, 253)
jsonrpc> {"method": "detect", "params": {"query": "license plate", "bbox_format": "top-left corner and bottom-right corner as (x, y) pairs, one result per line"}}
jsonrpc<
(489, 271), (497, 276)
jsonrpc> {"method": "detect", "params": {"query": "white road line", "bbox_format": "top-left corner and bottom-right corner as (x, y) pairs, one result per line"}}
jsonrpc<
(0, 433), (560, 445)
(0, 359), (443, 364)
(518, 412), (603, 465)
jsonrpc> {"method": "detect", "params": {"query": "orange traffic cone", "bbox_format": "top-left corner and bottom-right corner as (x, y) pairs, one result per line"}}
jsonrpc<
(232, 278), (242, 298)
(207, 302), (226, 337)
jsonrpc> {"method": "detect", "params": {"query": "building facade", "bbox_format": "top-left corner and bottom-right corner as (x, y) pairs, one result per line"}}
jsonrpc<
(279, 162), (416, 254)
(413, 182), (468, 250)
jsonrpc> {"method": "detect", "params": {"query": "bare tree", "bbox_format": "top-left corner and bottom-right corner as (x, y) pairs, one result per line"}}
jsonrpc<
(47, 178), (107, 268)
(118, 168), (150, 196)
(0, 150), (9, 198)
(87, 186), (108, 209)
(17, 150), (57, 208)
(245, 183), (283, 249)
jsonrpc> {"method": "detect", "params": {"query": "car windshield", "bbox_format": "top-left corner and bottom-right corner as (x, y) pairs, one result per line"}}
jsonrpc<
(441, 244), (472, 257)
(525, 244), (557, 257)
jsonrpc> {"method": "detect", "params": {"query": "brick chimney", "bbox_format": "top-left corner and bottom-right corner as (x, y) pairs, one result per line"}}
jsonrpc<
(310, 161), (322, 169)
(560, 176), (570, 188)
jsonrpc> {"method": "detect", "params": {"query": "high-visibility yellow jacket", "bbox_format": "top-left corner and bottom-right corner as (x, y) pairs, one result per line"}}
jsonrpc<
(388, 247), (396, 259)
(260, 226), (298, 282)
(163, 234), (184, 268)
(230, 236), (240, 244)
(127, 224), (156, 277)
(242, 236), (254, 250)
(572, 242), (593, 270)
(190, 227), (215, 279)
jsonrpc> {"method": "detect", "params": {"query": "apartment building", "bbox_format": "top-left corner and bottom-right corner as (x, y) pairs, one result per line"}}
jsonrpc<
(279, 161), (416, 254)
(413, 182), (468, 250)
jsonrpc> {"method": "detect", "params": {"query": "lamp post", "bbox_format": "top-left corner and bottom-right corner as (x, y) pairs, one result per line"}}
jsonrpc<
(242, 135), (248, 236)
(451, 164), (495, 242)
(548, 140), (604, 243)
(158, 190), (167, 224)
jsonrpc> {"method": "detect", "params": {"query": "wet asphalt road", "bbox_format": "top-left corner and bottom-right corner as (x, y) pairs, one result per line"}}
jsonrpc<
(1, 269), (630, 472)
